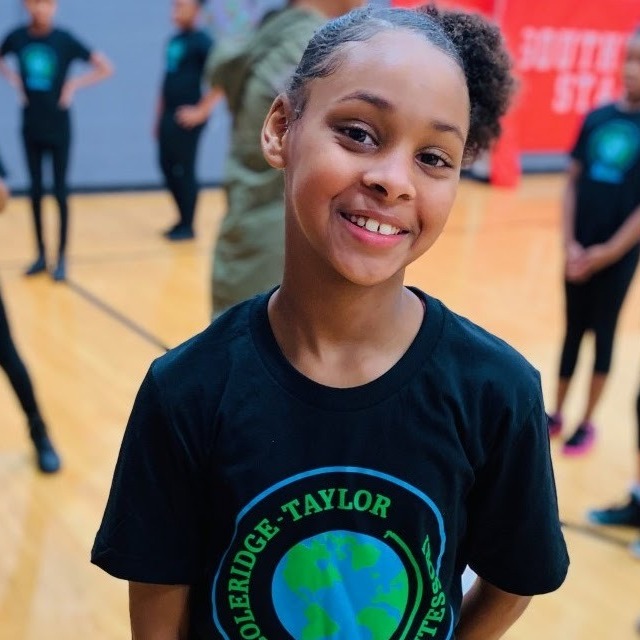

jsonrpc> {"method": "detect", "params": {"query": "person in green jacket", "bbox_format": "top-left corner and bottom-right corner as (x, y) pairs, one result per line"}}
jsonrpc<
(207, 0), (365, 316)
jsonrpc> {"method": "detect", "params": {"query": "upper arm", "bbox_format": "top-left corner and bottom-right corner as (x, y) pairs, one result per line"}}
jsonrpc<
(0, 30), (16, 57)
(129, 582), (190, 640)
(200, 33), (214, 63)
(566, 158), (582, 184)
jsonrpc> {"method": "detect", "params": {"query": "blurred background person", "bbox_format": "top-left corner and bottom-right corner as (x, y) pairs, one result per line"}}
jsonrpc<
(155, 0), (222, 242)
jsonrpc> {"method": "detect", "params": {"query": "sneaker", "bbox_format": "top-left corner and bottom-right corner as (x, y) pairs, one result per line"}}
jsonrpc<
(166, 225), (195, 241)
(562, 421), (596, 456)
(24, 255), (47, 276)
(28, 415), (61, 474)
(587, 494), (640, 527)
(52, 257), (66, 282)
(547, 412), (563, 437)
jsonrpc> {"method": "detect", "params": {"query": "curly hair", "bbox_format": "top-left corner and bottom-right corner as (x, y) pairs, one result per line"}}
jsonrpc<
(287, 5), (516, 163)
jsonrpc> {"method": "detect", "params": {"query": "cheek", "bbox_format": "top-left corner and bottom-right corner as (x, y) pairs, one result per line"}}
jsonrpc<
(420, 179), (458, 233)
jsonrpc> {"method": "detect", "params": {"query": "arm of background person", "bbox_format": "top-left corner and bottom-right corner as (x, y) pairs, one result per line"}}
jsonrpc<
(562, 159), (582, 254)
(456, 577), (532, 640)
(59, 51), (114, 107)
(129, 582), (191, 640)
(0, 56), (26, 103)
(175, 86), (224, 129)
(0, 178), (8, 212)
(567, 205), (640, 281)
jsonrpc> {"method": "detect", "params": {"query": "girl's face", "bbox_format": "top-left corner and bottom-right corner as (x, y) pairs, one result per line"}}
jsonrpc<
(623, 35), (640, 103)
(25, 0), (57, 28)
(266, 30), (469, 289)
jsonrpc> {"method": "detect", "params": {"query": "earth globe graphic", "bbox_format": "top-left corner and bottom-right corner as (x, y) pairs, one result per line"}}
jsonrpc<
(272, 530), (409, 640)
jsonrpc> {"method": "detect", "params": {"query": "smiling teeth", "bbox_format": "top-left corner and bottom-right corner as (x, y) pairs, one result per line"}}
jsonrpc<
(348, 215), (401, 236)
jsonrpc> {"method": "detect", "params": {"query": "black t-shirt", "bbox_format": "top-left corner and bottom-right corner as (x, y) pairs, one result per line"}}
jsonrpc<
(0, 26), (92, 142)
(571, 103), (640, 256)
(92, 289), (569, 639)
(162, 29), (213, 113)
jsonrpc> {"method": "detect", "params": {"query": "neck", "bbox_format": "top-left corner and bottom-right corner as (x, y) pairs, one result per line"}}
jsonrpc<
(620, 94), (640, 112)
(270, 228), (418, 353)
(29, 22), (52, 36)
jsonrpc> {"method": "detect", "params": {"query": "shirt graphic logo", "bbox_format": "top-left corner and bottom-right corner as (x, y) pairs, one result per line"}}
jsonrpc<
(272, 530), (409, 638)
(212, 467), (454, 640)
(166, 39), (185, 73)
(588, 119), (640, 184)
(21, 43), (58, 91)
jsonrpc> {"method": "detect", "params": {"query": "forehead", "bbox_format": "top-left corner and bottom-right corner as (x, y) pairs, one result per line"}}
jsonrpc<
(305, 30), (469, 123)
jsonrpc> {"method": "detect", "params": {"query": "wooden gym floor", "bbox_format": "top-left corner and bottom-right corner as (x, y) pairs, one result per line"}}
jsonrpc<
(0, 175), (638, 639)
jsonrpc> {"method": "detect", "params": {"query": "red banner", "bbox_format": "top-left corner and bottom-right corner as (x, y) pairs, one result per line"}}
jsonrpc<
(392, 0), (494, 14)
(500, 0), (640, 153)
(392, 0), (640, 157)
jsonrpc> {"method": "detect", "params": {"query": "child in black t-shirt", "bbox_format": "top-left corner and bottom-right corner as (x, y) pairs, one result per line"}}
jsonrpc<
(93, 7), (569, 639)
(0, 0), (112, 281)
(155, 0), (220, 241)
(548, 27), (640, 456)
(0, 152), (60, 473)
(567, 29), (640, 550)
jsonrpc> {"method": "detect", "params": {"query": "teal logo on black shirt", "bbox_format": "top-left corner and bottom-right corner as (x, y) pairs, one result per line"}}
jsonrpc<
(21, 43), (58, 91)
(166, 38), (185, 73)
(588, 119), (640, 184)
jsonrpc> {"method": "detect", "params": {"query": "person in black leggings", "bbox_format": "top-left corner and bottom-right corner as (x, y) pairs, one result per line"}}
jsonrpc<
(0, 153), (60, 473)
(0, 0), (112, 281)
(155, 0), (219, 241)
(548, 27), (640, 455)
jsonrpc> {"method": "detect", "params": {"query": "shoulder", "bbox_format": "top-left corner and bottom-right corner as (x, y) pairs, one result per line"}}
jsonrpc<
(1, 26), (27, 48)
(149, 298), (255, 404)
(582, 103), (619, 127)
(273, 8), (324, 48)
(53, 28), (74, 40)
(196, 29), (213, 47)
(55, 27), (89, 48)
(433, 299), (541, 409)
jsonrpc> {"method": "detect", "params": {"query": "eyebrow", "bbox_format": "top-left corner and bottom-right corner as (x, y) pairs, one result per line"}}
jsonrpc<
(338, 91), (466, 144)
(338, 91), (393, 111)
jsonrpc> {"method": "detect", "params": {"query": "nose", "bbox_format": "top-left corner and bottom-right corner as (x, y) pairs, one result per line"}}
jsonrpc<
(362, 150), (416, 202)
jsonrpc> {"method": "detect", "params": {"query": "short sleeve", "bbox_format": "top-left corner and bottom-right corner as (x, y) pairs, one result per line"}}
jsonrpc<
(91, 366), (207, 584)
(570, 114), (590, 163)
(465, 386), (569, 596)
(66, 31), (92, 62)
(199, 31), (214, 64)
(0, 29), (18, 57)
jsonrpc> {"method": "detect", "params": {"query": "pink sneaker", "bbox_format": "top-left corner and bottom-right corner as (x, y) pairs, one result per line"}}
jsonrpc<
(547, 412), (563, 438)
(562, 422), (596, 456)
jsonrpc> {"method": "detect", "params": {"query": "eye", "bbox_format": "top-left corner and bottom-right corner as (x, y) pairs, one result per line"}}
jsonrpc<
(417, 151), (452, 169)
(338, 125), (377, 147)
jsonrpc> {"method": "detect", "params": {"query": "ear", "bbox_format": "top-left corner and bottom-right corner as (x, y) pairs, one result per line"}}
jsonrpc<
(261, 94), (294, 170)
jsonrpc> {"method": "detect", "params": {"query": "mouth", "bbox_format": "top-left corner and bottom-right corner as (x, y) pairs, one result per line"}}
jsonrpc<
(340, 212), (407, 237)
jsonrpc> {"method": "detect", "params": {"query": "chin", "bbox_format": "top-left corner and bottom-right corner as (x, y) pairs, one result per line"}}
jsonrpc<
(334, 264), (405, 289)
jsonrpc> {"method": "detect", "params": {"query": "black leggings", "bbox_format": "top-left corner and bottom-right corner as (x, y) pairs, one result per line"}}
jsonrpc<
(559, 256), (638, 377)
(0, 289), (38, 418)
(158, 112), (203, 229)
(23, 133), (71, 258)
